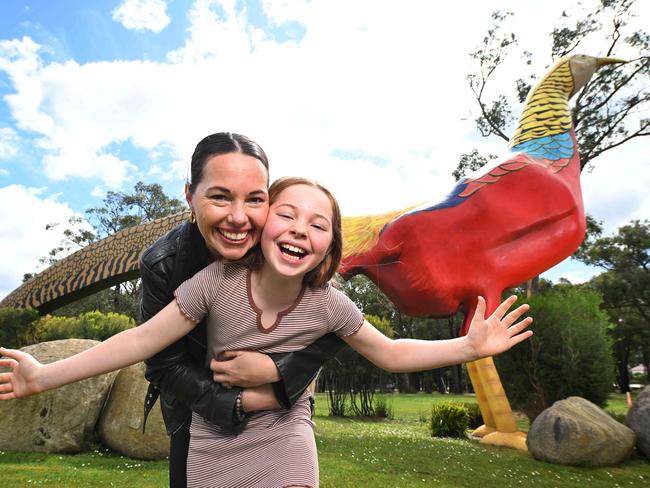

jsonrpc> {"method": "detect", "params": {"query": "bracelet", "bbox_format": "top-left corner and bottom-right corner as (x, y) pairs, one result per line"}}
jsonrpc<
(235, 391), (244, 419)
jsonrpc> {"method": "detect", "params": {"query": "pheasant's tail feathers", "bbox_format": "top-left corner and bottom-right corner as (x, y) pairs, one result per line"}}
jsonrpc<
(342, 205), (417, 259)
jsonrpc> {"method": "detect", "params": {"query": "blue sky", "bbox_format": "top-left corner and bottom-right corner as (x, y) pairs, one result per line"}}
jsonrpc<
(0, 0), (648, 298)
(0, 1), (186, 64)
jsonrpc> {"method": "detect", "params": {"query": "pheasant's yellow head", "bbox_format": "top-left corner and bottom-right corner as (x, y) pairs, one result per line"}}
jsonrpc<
(568, 54), (626, 97)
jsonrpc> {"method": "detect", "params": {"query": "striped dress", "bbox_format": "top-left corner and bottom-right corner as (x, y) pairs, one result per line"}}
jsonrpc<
(174, 260), (364, 488)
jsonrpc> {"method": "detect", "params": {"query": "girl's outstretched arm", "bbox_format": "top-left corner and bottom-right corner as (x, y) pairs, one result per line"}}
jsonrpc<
(0, 301), (196, 399)
(342, 295), (533, 373)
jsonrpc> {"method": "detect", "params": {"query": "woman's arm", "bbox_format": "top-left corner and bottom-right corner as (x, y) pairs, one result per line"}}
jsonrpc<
(343, 296), (533, 373)
(210, 334), (346, 408)
(0, 301), (196, 399)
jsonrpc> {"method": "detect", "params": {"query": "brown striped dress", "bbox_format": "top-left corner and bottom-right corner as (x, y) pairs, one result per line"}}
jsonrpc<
(174, 260), (364, 488)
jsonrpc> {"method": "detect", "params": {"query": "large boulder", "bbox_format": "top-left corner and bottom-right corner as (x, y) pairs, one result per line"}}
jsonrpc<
(97, 362), (169, 460)
(626, 386), (650, 460)
(0, 339), (118, 453)
(527, 396), (635, 466)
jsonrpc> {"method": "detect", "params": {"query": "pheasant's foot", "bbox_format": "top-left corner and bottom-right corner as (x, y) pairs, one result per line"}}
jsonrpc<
(470, 424), (496, 438)
(479, 431), (528, 450)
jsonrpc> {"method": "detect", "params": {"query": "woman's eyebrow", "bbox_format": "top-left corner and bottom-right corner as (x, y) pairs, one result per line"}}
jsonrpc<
(205, 185), (231, 194)
(205, 187), (267, 195)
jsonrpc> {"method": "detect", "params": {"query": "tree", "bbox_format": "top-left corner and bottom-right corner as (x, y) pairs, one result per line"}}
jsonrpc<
(337, 275), (472, 394)
(0, 308), (40, 348)
(494, 285), (615, 420)
(320, 313), (396, 417)
(325, 277), (401, 414)
(411, 316), (469, 394)
(575, 219), (650, 391)
(452, 149), (497, 182)
(85, 182), (185, 238)
(338, 275), (399, 324)
(465, 0), (648, 172)
(38, 182), (186, 318)
(456, 1), (649, 297)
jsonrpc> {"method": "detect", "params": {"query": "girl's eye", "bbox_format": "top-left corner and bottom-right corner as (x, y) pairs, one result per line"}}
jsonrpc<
(312, 224), (328, 231)
(209, 194), (228, 202)
(278, 213), (293, 220)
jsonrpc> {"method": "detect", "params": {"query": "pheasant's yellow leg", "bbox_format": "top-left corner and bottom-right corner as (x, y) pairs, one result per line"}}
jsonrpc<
(469, 357), (527, 451)
(466, 360), (496, 437)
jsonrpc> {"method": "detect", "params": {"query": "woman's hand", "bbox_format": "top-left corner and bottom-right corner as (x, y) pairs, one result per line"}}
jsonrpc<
(241, 384), (281, 412)
(466, 296), (533, 359)
(210, 350), (281, 388)
(0, 347), (45, 399)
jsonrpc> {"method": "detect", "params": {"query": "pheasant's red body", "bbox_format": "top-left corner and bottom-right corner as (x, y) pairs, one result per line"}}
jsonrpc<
(340, 131), (585, 335)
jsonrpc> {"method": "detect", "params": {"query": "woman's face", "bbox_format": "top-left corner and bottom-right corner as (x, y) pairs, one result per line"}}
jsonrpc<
(186, 152), (269, 260)
(261, 184), (334, 280)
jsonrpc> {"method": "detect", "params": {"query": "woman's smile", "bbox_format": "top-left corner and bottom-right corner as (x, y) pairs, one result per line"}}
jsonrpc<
(218, 228), (252, 243)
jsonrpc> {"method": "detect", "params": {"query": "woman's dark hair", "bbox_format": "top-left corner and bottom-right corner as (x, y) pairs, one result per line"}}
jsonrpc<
(187, 132), (270, 193)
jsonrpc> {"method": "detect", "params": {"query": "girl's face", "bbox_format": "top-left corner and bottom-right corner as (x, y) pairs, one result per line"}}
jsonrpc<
(261, 184), (334, 281)
(185, 152), (269, 260)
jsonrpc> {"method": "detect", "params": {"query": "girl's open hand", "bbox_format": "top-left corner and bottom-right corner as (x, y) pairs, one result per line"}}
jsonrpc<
(466, 296), (533, 359)
(0, 347), (44, 400)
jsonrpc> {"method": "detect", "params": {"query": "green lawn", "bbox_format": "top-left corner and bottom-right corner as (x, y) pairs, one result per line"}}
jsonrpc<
(1, 393), (647, 487)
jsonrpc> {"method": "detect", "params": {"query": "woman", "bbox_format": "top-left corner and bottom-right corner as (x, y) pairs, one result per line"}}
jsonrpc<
(138, 132), (345, 487)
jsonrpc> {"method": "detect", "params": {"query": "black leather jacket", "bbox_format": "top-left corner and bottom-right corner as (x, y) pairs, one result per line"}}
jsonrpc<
(139, 221), (345, 435)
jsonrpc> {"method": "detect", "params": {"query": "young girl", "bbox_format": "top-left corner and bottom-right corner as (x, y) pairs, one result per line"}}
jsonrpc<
(0, 177), (533, 488)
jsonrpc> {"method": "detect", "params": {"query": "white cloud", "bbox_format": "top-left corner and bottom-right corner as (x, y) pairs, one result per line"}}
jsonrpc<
(541, 258), (599, 285)
(90, 185), (105, 198)
(582, 137), (650, 234)
(0, 128), (19, 159)
(0, 185), (84, 298)
(112, 0), (171, 33)
(0, 168), (9, 176)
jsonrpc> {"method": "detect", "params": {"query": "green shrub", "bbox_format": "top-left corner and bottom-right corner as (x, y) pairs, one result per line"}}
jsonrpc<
(374, 396), (394, 419)
(429, 402), (469, 438)
(459, 402), (483, 429)
(494, 286), (615, 421)
(36, 311), (135, 342)
(0, 307), (40, 348)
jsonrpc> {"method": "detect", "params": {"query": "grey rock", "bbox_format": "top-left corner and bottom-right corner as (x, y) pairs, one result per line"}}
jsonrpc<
(527, 396), (635, 466)
(97, 362), (168, 460)
(626, 386), (650, 460)
(0, 339), (118, 453)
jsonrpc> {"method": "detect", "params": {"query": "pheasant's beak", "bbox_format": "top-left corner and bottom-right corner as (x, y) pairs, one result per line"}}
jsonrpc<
(596, 57), (627, 66)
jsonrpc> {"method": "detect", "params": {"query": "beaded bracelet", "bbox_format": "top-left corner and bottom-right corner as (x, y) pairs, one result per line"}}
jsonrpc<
(235, 390), (244, 419)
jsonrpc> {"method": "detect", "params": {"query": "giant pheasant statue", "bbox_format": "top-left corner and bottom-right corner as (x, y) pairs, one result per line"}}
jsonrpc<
(339, 54), (625, 449)
(0, 54), (624, 450)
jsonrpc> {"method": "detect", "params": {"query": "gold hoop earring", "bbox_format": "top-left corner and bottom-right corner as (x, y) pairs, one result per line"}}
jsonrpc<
(188, 211), (196, 224)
